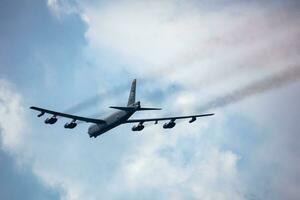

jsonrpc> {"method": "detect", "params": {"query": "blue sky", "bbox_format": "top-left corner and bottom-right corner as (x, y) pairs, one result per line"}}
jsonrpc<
(0, 0), (300, 199)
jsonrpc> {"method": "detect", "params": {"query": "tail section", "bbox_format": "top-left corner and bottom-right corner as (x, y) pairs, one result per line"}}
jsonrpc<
(127, 79), (136, 106)
(109, 79), (161, 111)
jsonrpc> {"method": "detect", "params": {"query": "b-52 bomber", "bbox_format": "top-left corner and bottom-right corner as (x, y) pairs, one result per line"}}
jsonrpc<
(30, 79), (214, 138)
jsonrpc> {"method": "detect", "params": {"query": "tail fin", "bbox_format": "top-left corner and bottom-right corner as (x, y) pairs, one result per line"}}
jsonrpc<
(127, 79), (136, 106)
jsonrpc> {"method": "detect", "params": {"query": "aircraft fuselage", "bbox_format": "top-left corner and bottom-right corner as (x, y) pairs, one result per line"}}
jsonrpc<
(88, 109), (135, 138)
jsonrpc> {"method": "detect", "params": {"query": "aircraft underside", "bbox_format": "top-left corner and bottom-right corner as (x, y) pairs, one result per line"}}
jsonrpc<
(30, 79), (214, 138)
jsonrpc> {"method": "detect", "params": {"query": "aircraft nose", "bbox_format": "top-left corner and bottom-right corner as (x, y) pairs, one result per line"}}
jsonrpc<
(88, 124), (101, 137)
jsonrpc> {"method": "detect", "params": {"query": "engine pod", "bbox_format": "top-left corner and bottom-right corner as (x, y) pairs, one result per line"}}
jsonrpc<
(163, 121), (176, 129)
(132, 124), (144, 131)
(45, 116), (57, 124)
(64, 122), (77, 129)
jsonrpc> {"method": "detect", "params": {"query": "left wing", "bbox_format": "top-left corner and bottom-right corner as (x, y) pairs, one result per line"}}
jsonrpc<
(125, 113), (214, 123)
(30, 106), (106, 124)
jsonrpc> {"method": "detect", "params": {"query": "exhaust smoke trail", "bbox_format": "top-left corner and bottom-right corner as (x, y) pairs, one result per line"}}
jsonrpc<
(63, 66), (300, 117)
(63, 85), (128, 114)
(200, 66), (300, 112)
(64, 95), (101, 113)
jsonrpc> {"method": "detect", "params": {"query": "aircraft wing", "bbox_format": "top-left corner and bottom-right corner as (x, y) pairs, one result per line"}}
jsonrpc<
(30, 106), (106, 124)
(125, 113), (214, 123)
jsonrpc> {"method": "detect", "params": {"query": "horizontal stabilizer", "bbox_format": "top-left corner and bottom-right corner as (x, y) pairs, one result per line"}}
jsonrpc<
(109, 106), (161, 111)
(109, 106), (135, 111)
(137, 107), (162, 111)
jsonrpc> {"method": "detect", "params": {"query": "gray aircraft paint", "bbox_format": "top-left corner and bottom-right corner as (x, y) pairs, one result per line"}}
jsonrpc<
(30, 79), (214, 138)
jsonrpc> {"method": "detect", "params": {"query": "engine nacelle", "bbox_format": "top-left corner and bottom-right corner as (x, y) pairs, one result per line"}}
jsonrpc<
(132, 123), (144, 131)
(44, 116), (57, 124)
(64, 122), (77, 129)
(163, 121), (176, 129)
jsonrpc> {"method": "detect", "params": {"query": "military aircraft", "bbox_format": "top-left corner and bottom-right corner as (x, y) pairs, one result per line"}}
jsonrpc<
(30, 79), (214, 138)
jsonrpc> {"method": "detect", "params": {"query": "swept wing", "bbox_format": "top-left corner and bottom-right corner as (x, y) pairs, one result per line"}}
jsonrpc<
(30, 106), (106, 124)
(125, 113), (214, 123)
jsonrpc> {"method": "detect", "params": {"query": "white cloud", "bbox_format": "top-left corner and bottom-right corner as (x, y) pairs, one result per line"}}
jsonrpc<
(81, 0), (300, 83)
(112, 145), (242, 200)
(0, 79), (27, 151)
(47, 0), (80, 18)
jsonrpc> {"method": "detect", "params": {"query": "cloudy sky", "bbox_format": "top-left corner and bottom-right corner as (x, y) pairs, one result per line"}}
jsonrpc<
(0, 0), (300, 199)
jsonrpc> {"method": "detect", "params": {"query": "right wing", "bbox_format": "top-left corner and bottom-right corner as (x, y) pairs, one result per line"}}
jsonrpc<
(125, 113), (214, 123)
(30, 106), (106, 124)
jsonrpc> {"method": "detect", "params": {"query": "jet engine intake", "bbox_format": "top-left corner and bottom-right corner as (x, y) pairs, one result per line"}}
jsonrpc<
(132, 123), (144, 131)
(163, 120), (176, 129)
(64, 121), (77, 129)
(44, 116), (57, 124)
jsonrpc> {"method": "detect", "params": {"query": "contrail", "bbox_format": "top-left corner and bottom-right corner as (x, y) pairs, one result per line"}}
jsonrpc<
(63, 85), (128, 114)
(64, 66), (300, 115)
(200, 66), (300, 112)
(64, 95), (101, 113)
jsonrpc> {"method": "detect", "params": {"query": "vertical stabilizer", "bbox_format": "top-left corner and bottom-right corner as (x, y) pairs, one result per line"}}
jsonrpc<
(127, 79), (136, 106)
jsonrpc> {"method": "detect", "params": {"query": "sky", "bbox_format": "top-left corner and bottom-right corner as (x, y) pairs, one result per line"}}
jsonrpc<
(0, 0), (300, 199)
